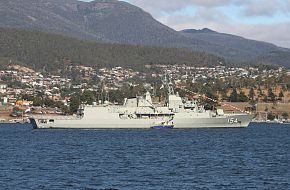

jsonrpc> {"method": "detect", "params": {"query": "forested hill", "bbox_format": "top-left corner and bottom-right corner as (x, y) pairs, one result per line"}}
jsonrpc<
(180, 29), (285, 60)
(0, 28), (224, 72)
(1, 0), (289, 66)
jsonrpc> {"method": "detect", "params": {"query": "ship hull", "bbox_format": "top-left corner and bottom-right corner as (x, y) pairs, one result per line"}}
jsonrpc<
(29, 106), (253, 129)
(29, 113), (253, 129)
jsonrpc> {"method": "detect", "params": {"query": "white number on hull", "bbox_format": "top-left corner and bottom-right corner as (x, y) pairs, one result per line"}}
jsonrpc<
(228, 118), (239, 124)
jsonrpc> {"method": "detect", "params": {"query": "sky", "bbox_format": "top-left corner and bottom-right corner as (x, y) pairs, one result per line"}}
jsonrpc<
(82, 0), (290, 48)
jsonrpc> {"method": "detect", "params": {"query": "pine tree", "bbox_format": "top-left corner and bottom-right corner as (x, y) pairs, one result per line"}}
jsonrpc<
(279, 90), (284, 100)
(248, 87), (255, 100)
(267, 88), (276, 102)
(229, 88), (238, 102)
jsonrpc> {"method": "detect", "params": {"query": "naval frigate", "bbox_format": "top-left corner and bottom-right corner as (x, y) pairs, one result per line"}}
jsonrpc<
(29, 76), (253, 129)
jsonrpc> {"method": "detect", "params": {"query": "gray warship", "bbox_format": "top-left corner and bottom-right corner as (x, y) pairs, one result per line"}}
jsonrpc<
(29, 76), (253, 129)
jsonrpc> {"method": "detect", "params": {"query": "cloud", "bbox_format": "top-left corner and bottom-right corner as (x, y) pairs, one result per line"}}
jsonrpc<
(233, 22), (290, 48)
(163, 13), (290, 48)
(128, 0), (231, 15)
(128, 0), (290, 16)
(126, 0), (290, 48)
(240, 0), (287, 17)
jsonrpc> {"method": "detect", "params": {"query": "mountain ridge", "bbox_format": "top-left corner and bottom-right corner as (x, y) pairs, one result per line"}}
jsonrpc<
(181, 28), (217, 34)
(0, 0), (290, 66)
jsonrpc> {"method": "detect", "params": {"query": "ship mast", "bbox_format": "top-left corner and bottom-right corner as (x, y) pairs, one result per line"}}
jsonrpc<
(163, 73), (175, 96)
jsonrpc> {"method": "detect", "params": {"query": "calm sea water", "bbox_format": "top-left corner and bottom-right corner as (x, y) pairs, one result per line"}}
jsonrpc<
(0, 123), (290, 190)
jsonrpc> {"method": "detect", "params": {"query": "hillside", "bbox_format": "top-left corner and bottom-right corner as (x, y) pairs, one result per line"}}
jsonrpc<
(0, 28), (224, 72)
(254, 51), (290, 68)
(0, 0), (194, 47)
(180, 29), (289, 61)
(1, 0), (290, 66)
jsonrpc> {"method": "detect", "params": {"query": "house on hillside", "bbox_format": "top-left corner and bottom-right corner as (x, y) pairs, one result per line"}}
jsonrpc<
(16, 100), (33, 106)
(0, 84), (7, 93)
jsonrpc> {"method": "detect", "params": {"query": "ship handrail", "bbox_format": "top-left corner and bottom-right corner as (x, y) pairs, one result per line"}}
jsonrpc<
(29, 115), (82, 120)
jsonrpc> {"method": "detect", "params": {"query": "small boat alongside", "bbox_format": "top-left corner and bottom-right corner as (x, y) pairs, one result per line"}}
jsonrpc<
(150, 125), (174, 129)
(150, 121), (174, 129)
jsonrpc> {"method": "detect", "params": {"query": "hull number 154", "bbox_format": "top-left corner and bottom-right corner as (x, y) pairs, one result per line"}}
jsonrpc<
(228, 118), (239, 124)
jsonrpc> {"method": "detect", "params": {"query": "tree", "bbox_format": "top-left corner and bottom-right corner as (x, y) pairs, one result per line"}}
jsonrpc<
(279, 90), (284, 100)
(282, 112), (289, 120)
(21, 94), (34, 101)
(33, 96), (43, 106)
(267, 112), (276, 121)
(267, 88), (276, 102)
(263, 95), (268, 102)
(81, 90), (96, 105)
(54, 101), (64, 109)
(221, 92), (228, 101)
(108, 90), (125, 104)
(238, 91), (248, 102)
(69, 95), (81, 114)
(60, 105), (70, 114)
(200, 85), (218, 110)
(248, 87), (255, 100)
(229, 88), (238, 102)
(43, 98), (54, 107)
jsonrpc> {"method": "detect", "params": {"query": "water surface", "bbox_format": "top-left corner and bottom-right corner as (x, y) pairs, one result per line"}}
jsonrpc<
(0, 123), (289, 189)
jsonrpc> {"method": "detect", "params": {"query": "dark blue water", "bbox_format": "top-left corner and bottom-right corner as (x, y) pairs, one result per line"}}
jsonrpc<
(0, 123), (290, 190)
